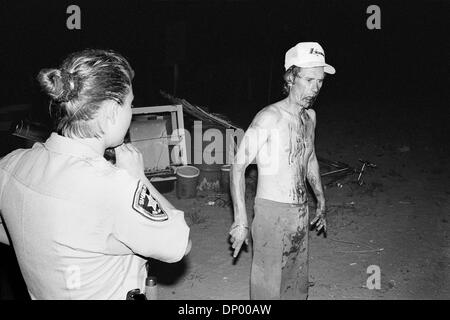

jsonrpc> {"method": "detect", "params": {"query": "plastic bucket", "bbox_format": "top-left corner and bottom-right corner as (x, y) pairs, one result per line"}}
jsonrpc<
(220, 165), (231, 192)
(194, 164), (222, 191)
(176, 165), (200, 199)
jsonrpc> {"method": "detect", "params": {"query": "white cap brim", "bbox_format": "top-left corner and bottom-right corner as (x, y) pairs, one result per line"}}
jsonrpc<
(324, 64), (336, 74)
(285, 61), (336, 74)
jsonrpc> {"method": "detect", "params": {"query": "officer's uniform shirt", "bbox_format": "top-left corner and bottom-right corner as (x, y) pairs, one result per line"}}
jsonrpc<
(0, 133), (190, 299)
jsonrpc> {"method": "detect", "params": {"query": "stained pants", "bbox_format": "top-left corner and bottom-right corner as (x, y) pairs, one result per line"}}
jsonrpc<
(250, 198), (309, 300)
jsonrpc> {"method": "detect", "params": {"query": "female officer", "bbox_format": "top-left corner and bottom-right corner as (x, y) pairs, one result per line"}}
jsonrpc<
(0, 49), (191, 299)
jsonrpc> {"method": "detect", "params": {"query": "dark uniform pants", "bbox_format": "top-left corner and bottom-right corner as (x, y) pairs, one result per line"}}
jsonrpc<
(250, 198), (309, 300)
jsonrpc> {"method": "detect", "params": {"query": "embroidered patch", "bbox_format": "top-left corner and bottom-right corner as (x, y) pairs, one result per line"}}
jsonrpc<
(132, 180), (168, 222)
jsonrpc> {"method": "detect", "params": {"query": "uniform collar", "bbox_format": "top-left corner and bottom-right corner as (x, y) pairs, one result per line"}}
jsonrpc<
(44, 132), (104, 159)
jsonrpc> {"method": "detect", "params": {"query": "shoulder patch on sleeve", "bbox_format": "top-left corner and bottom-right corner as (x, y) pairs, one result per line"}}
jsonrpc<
(132, 180), (168, 222)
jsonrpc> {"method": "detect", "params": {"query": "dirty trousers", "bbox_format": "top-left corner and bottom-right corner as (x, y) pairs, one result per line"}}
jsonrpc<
(250, 198), (309, 300)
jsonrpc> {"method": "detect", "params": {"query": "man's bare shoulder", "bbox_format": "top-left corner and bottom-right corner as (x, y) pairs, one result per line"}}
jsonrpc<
(306, 108), (317, 126)
(249, 103), (283, 129)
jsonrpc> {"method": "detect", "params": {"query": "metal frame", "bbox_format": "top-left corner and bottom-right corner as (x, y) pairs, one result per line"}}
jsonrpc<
(131, 104), (188, 170)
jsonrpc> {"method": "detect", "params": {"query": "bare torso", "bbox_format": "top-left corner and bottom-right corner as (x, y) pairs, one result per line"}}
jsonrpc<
(255, 101), (315, 204)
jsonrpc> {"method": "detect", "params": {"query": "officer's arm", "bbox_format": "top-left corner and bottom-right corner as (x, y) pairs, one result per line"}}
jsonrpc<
(112, 174), (190, 263)
(138, 176), (192, 256)
(138, 174), (175, 212)
(0, 166), (10, 245)
(0, 218), (10, 245)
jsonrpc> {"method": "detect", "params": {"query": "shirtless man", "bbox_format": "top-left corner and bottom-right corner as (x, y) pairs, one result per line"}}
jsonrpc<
(229, 42), (335, 300)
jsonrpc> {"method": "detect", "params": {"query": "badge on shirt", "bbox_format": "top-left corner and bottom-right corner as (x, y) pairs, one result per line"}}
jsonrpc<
(132, 180), (168, 222)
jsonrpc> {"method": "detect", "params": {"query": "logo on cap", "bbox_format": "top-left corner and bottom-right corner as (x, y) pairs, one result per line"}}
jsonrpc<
(310, 48), (324, 57)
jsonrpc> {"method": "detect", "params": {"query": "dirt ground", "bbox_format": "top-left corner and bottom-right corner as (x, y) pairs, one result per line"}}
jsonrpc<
(150, 100), (449, 300)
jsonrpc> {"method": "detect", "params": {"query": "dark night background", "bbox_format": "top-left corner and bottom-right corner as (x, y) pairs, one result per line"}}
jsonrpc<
(0, 0), (448, 126)
(0, 0), (448, 300)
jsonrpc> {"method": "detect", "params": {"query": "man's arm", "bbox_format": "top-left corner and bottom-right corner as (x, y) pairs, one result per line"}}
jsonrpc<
(230, 108), (278, 257)
(307, 148), (325, 212)
(306, 111), (326, 234)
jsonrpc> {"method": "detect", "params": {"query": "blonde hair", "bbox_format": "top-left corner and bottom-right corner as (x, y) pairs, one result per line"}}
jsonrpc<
(282, 66), (302, 96)
(38, 49), (134, 138)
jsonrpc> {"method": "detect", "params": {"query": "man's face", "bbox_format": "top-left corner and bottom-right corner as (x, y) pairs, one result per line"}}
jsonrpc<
(290, 66), (325, 108)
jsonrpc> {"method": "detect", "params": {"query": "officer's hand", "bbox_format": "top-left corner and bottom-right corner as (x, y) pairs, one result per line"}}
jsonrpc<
(115, 143), (145, 179)
(229, 223), (249, 258)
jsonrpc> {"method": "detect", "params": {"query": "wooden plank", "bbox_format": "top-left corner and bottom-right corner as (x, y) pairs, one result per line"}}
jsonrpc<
(176, 105), (188, 165)
(132, 105), (180, 115)
(150, 176), (177, 182)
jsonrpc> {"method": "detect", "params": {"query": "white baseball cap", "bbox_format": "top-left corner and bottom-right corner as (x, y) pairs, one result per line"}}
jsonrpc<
(284, 42), (336, 74)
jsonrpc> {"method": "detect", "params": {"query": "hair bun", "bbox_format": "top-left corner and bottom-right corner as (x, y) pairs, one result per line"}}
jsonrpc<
(37, 68), (81, 102)
(37, 68), (65, 101)
(60, 70), (81, 102)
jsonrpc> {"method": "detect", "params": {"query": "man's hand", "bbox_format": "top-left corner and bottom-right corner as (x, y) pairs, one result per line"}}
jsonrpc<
(229, 223), (249, 258)
(310, 208), (327, 237)
(114, 143), (145, 179)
